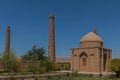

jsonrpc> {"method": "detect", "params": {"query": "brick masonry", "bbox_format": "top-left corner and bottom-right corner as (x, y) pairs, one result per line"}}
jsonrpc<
(5, 26), (10, 52)
(71, 30), (112, 73)
(48, 14), (56, 62)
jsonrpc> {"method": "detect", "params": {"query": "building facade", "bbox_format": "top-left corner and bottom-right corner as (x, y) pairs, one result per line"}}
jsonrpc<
(71, 30), (112, 73)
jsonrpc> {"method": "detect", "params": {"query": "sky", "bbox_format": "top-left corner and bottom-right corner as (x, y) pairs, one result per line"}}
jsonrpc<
(0, 0), (120, 58)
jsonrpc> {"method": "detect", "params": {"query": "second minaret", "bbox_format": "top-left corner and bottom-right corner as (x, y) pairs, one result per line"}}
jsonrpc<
(5, 26), (10, 52)
(48, 14), (56, 62)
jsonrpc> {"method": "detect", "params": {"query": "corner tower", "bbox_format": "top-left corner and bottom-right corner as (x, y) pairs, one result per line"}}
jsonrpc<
(5, 26), (10, 52)
(48, 14), (56, 62)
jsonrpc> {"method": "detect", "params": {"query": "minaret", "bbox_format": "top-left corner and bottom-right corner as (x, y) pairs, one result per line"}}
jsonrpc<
(5, 26), (10, 52)
(48, 14), (56, 62)
(93, 27), (97, 34)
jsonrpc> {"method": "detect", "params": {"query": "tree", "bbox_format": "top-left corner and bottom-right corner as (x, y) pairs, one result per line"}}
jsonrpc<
(21, 45), (60, 74)
(1, 51), (21, 72)
(108, 58), (120, 77)
(21, 45), (46, 61)
(21, 45), (48, 74)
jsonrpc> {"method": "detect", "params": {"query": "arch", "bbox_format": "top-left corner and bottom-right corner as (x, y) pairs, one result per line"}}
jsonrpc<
(73, 55), (77, 57)
(89, 53), (95, 72)
(90, 54), (94, 56)
(80, 52), (88, 58)
(79, 52), (88, 71)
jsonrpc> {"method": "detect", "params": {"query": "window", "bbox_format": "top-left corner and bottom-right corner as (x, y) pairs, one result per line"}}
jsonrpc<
(82, 58), (86, 66)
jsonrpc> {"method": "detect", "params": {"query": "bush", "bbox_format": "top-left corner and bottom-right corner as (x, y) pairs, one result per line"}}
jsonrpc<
(46, 61), (58, 72)
(108, 58), (120, 77)
(38, 66), (46, 74)
(27, 61), (40, 74)
(1, 51), (21, 72)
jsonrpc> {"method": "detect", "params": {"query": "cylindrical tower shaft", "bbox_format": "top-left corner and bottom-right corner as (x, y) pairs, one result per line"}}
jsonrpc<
(5, 26), (10, 52)
(48, 14), (56, 62)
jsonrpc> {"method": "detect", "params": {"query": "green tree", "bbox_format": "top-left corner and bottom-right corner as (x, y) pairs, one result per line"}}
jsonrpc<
(21, 45), (60, 74)
(2, 51), (10, 72)
(21, 45), (48, 74)
(1, 51), (21, 72)
(21, 45), (46, 61)
(108, 58), (120, 77)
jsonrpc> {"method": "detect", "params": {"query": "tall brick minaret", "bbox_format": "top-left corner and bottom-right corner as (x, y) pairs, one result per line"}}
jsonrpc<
(48, 14), (56, 62)
(5, 26), (10, 52)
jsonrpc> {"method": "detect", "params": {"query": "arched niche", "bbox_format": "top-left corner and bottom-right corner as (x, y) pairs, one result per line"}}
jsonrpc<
(90, 54), (94, 56)
(79, 52), (88, 58)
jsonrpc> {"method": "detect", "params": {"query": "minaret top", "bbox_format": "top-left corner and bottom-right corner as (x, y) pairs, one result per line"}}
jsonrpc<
(49, 14), (54, 19)
(6, 26), (10, 32)
(93, 27), (97, 34)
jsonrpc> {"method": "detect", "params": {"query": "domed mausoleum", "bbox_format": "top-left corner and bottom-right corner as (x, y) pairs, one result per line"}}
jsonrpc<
(71, 29), (112, 73)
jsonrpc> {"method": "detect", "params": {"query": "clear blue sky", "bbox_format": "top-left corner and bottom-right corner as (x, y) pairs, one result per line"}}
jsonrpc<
(0, 0), (119, 58)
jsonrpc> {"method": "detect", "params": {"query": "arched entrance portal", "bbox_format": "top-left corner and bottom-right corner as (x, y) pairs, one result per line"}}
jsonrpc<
(79, 52), (87, 72)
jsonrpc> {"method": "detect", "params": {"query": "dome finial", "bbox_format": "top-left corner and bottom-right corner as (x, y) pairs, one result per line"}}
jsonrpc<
(93, 27), (97, 34)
